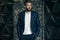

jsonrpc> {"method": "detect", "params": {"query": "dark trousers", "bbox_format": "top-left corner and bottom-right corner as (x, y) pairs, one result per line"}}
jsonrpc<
(19, 34), (36, 40)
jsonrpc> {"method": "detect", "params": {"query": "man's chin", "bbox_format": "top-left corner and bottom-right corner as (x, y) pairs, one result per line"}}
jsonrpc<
(27, 10), (31, 11)
(26, 9), (31, 11)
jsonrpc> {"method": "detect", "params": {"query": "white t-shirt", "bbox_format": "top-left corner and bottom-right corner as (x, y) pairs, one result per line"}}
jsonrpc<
(23, 11), (32, 35)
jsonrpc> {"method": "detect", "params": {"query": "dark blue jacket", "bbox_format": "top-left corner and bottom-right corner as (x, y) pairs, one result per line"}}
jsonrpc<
(17, 10), (41, 37)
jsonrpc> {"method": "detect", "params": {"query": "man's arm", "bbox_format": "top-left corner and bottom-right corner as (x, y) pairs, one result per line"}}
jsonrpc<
(17, 13), (21, 37)
(35, 12), (41, 37)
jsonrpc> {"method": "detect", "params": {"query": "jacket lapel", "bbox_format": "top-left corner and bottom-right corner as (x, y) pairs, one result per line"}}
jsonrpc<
(30, 11), (33, 31)
(23, 11), (25, 27)
(21, 11), (25, 31)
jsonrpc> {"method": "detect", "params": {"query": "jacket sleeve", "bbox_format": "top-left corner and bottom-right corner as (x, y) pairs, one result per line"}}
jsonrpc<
(17, 13), (21, 37)
(35, 12), (41, 37)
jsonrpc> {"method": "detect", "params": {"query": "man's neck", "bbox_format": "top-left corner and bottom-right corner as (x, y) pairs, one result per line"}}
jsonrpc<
(25, 10), (31, 12)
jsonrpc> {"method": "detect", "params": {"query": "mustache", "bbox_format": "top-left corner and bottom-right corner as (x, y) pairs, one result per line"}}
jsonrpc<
(26, 8), (32, 11)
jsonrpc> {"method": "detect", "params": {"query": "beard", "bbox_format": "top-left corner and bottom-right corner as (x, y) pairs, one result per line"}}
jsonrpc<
(26, 8), (32, 11)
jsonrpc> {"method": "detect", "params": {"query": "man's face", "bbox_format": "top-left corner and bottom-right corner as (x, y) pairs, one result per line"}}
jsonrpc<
(25, 3), (32, 11)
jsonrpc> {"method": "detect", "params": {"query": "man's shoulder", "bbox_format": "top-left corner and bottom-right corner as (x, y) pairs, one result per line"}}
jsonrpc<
(18, 11), (25, 15)
(32, 11), (38, 13)
(32, 11), (38, 15)
(18, 10), (38, 15)
(19, 11), (25, 14)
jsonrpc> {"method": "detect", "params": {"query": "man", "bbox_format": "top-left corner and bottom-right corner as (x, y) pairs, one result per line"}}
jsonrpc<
(17, 0), (41, 40)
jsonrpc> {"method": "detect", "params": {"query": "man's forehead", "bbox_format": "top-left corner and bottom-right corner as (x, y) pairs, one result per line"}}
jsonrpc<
(26, 3), (32, 5)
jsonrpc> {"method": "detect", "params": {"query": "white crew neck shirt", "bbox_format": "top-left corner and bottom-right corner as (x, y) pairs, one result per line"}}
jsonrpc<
(23, 11), (32, 35)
